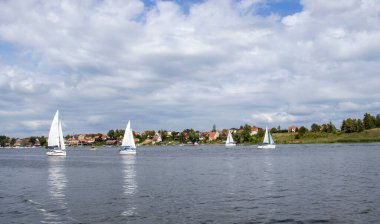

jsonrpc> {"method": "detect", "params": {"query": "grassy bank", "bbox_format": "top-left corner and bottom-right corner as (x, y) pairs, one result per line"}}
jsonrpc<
(273, 128), (380, 144)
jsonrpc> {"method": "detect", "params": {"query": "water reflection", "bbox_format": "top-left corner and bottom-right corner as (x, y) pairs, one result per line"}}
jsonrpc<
(121, 155), (138, 216)
(262, 154), (275, 196)
(48, 158), (67, 202)
(45, 157), (68, 223)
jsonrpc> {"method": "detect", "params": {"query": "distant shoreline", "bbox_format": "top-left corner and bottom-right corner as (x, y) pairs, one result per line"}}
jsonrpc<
(2, 128), (380, 148)
(1, 140), (379, 150)
(272, 128), (380, 144)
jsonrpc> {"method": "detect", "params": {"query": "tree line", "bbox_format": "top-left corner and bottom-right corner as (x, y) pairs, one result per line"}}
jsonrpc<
(1, 112), (379, 147)
(0, 136), (47, 148)
(341, 112), (380, 133)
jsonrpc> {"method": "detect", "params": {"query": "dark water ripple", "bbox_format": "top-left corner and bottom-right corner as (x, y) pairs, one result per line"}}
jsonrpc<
(1, 144), (380, 223)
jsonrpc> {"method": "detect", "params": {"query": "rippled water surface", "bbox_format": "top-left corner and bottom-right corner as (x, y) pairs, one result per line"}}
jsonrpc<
(1, 144), (380, 223)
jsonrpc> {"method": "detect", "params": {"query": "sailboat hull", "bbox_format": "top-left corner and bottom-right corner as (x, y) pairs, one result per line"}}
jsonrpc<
(119, 149), (136, 155)
(257, 144), (276, 149)
(225, 143), (236, 147)
(46, 150), (66, 156)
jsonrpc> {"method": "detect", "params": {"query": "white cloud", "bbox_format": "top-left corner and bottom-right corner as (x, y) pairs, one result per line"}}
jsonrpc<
(87, 115), (105, 125)
(0, 0), (380, 136)
(22, 120), (51, 130)
(338, 101), (380, 113)
(251, 112), (297, 124)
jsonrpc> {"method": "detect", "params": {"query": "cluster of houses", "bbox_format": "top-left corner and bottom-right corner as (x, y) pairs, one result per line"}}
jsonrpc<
(11, 138), (41, 148)
(65, 134), (108, 146)
(5, 125), (300, 148)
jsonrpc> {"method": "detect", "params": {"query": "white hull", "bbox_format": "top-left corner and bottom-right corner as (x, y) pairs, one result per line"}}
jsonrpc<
(257, 144), (276, 149)
(120, 149), (136, 155)
(46, 150), (66, 156)
(225, 143), (236, 147)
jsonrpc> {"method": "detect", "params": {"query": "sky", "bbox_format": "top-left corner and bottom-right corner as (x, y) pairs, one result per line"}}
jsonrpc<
(1, 0), (380, 137)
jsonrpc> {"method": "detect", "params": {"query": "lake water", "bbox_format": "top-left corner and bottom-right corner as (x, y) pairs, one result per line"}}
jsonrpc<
(1, 144), (380, 223)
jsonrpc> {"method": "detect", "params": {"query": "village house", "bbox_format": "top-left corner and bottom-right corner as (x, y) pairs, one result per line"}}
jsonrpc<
(209, 131), (219, 141)
(106, 139), (117, 145)
(142, 139), (153, 145)
(22, 138), (33, 147)
(288, 125), (298, 133)
(220, 129), (229, 138)
(199, 132), (209, 141)
(251, 126), (259, 135)
(34, 138), (41, 147)
(13, 139), (22, 147)
(152, 133), (162, 144)
(134, 137), (139, 143)
(66, 137), (79, 146)
(230, 128), (238, 134)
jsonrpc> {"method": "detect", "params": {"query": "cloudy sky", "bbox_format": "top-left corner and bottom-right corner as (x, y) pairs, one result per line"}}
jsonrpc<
(1, 0), (380, 137)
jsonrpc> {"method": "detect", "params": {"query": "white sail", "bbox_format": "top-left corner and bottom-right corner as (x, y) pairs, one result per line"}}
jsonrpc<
(122, 120), (136, 149)
(226, 131), (234, 144)
(47, 110), (66, 156)
(262, 127), (270, 144)
(269, 132), (275, 145)
(59, 120), (65, 150)
(48, 110), (61, 147)
(225, 130), (236, 147)
(258, 126), (276, 149)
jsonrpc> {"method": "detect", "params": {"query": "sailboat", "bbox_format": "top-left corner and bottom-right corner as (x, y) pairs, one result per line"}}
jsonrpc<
(257, 126), (276, 149)
(120, 120), (137, 155)
(46, 110), (66, 156)
(225, 130), (236, 147)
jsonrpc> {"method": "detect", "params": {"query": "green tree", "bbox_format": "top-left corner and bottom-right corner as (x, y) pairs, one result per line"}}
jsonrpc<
(234, 132), (243, 144)
(242, 124), (252, 142)
(357, 119), (364, 132)
(142, 130), (155, 139)
(212, 124), (216, 132)
(107, 130), (115, 139)
(159, 130), (169, 142)
(311, 123), (320, 132)
(171, 131), (177, 141)
(298, 126), (308, 136)
(342, 118), (357, 133)
(114, 129), (124, 139)
(10, 138), (16, 146)
(179, 131), (186, 143)
(0, 135), (7, 147)
(188, 129), (199, 144)
(38, 136), (47, 146)
(363, 112), (375, 129)
(327, 122), (336, 133)
(257, 128), (265, 138)
(29, 136), (37, 145)
(341, 119), (346, 131)
(375, 114), (380, 128)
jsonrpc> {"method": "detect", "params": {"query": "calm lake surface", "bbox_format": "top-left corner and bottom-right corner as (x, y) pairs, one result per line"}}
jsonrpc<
(1, 144), (380, 223)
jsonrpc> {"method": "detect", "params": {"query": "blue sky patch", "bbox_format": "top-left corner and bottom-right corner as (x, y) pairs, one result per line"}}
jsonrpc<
(142, 0), (302, 17)
(0, 41), (18, 65)
(250, 0), (303, 17)
(142, 0), (206, 15)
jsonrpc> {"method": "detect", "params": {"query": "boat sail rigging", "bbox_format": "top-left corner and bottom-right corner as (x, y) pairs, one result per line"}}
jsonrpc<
(120, 120), (137, 155)
(225, 130), (236, 147)
(258, 126), (276, 149)
(46, 110), (66, 156)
